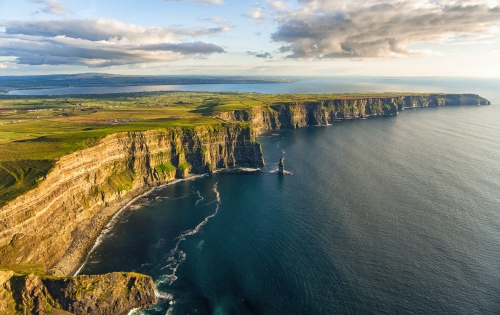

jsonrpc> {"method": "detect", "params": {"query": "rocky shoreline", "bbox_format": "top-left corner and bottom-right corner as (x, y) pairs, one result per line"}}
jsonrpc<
(0, 93), (490, 314)
(0, 270), (156, 315)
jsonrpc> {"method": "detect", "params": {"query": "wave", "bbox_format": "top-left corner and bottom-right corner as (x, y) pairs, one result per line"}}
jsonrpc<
(74, 173), (209, 276)
(195, 190), (204, 206)
(156, 181), (222, 290)
(73, 188), (156, 276)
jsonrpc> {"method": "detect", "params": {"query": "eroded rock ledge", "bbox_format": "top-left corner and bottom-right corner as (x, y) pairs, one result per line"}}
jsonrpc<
(0, 124), (263, 277)
(0, 93), (490, 314)
(216, 94), (490, 134)
(0, 270), (156, 315)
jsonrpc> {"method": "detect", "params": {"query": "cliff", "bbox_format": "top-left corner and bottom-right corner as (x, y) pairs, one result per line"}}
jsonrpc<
(0, 92), (489, 313)
(0, 124), (263, 276)
(216, 94), (490, 133)
(0, 270), (155, 315)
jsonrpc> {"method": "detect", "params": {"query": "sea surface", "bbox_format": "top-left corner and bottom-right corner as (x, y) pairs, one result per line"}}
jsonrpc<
(5, 76), (500, 98)
(78, 78), (500, 315)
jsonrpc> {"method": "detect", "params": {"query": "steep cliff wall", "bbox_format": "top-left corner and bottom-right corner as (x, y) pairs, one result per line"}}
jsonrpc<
(0, 124), (263, 276)
(216, 94), (490, 132)
(0, 270), (155, 315)
(0, 93), (489, 277)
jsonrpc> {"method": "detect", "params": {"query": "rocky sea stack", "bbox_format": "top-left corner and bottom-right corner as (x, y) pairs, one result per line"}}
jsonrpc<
(0, 93), (489, 314)
(278, 158), (285, 175)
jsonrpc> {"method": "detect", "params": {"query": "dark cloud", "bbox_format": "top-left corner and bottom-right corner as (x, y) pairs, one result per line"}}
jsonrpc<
(143, 42), (225, 54)
(272, 0), (500, 58)
(0, 19), (227, 67)
(247, 51), (273, 58)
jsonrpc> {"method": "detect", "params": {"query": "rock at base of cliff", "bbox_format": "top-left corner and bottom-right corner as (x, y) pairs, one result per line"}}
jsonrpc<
(0, 271), (156, 315)
(278, 158), (285, 175)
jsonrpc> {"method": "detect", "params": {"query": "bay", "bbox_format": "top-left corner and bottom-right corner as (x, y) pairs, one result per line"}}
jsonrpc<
(78, 78), (500, 315)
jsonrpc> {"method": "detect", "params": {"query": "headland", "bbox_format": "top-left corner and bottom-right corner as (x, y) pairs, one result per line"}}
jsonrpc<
(0, 92), (490, 314)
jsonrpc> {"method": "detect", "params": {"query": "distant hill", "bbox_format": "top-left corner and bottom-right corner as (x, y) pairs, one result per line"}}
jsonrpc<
(0, 73), (295, 92)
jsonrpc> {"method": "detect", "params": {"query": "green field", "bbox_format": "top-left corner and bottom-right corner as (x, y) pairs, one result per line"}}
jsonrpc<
(0, 91), (425, 207)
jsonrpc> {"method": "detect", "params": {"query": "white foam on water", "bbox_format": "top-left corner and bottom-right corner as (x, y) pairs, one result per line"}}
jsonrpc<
(195, 190), (204, 206)
(73, 188), (156, 276)
(128, 308), (140, 315)
(156, 181), (221, 292)
(197, 240), (205, 250)
(238, 167), (261, 172)
(156, 193), (194, 201)
(74, 174), (208, 276)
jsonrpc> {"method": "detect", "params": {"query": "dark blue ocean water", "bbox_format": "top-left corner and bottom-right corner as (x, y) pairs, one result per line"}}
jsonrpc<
(78, 78), (500, 315)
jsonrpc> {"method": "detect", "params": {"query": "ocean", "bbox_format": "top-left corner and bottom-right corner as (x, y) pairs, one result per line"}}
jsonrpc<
(76, 77), (500, 315)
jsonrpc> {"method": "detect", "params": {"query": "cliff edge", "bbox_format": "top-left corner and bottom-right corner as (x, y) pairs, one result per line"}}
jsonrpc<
(0, 124), (263, 276)
(216, 94), (490, 134)
(0, 92), (490, 314)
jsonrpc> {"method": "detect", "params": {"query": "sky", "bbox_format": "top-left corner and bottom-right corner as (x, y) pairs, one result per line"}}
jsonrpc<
(0, 0), (499, 77)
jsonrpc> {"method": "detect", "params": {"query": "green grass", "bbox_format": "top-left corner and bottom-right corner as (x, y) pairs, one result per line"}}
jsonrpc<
(0, 263), (46, 275)
(0, 91), (438, 207)
(104, 170), (135, 193)
(0, 160), (54, 208)
(155, 163), (176, 174)
(178, 161), (191, 171)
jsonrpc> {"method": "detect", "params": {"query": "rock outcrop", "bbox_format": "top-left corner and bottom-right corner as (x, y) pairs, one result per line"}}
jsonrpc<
(0, 270), (156, 315)
(0, 124), (263, 276)
(0, 92), (490, 313)
(216, 94), (490, 133)
(278, 158), (285, 175)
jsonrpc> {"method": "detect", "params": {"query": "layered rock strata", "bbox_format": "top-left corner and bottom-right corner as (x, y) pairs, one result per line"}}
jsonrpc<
(216, 94), (490, 134)
(0, 93), (490, 314)
(0, 124), (263, 276)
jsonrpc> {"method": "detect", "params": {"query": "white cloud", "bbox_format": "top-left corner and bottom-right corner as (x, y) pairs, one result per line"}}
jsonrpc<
(272, 0), (500, 59)
(245, 8), (265, 20)
(0, 19), (227, 67)
(30, 0), (69, 15)
(0, 63), (7, 69)
(267, 1), (291, 11)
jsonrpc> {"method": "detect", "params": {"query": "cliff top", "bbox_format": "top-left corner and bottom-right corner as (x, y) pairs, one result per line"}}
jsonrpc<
(0, 91), (488, 208)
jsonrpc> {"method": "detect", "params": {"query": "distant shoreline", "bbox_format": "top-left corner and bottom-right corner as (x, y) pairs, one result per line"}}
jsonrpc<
(0, 73), (296, 94)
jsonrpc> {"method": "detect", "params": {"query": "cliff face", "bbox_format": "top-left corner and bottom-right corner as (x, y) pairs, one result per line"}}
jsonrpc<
(216, 94), (490, 132)
(0, 124), (263, 276)
(0, 93), (489, 277)
(0, 270), (156, 315)
(0, 92), (490, 313)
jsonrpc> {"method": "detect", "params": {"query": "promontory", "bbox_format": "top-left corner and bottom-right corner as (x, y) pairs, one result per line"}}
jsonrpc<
(0, 92), (490, 314)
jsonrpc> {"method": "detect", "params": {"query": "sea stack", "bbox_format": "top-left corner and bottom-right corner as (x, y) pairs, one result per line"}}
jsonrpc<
(278, 158), (285, 175)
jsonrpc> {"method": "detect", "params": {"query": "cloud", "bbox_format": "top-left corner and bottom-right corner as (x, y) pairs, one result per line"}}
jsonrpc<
(4, 18), (233, 40)
(0, 19), (227, 67)
(30, 0), (69, 15)
(267, 1), (291, 11)
(0, 63), (7, 69)
(245, 8), (265, 20)
(165, 0), (224, 4)
(272, 0), (500, 59)
(247, 51), (273, 58)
